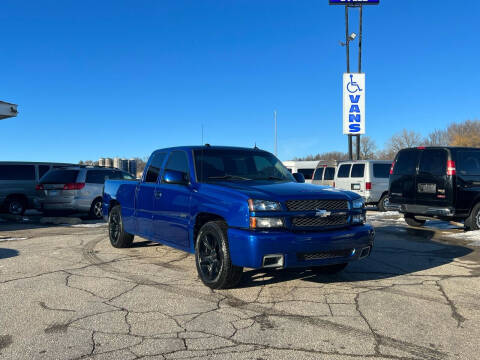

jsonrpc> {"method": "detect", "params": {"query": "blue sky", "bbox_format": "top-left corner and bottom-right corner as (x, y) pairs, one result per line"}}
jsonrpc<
(0, 1), (477, 162)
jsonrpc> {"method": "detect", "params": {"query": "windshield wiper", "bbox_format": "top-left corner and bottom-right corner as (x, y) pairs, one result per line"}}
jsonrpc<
(207, 175), (252, 181)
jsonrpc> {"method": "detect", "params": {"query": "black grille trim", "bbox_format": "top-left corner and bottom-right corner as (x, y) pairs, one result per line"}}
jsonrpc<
(292, 215), (348, 228)
(297, 249), (353, 262)
(286, 199), (348, 212)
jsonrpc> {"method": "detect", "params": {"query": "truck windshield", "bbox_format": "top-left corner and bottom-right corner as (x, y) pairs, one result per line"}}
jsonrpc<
(194, 149), (295, 183)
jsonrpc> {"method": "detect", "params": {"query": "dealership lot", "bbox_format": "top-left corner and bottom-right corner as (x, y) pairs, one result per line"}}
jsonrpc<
(0, 213), (479, 360)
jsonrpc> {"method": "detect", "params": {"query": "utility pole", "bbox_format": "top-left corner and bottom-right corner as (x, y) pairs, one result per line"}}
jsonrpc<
(274, 110), (278, 156)
(345, 6), (353, 161)
(356, 5), (363, 160)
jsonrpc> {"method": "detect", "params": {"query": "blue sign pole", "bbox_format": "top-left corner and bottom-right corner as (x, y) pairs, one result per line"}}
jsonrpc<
(329, 0), (379, 5)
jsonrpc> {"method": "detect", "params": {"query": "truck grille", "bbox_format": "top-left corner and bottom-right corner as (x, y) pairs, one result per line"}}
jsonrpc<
(286, 199), (348, 212)
(297, 249), (353, 262)
(292, 215), (348, 228)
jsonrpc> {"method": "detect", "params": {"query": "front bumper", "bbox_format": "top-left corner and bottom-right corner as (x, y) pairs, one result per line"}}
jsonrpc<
(228, 224), (374, 269)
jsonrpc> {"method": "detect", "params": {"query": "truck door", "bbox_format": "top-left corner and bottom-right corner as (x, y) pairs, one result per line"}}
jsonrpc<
(136, 152), (166, 238)
(153, 150), (191, 248)
(416, 149), (450, 207)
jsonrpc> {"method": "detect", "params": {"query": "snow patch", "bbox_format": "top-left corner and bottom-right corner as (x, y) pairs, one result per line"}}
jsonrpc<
(444, 230), (480, 247)
(71, 223), (106, 228)
(0, 237), (28, 242)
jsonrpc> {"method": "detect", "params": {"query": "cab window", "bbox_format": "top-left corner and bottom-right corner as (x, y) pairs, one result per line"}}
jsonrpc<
(337, 164), (351, 178)
(145, 153), (167, 183)
(165, 151), (189, 176)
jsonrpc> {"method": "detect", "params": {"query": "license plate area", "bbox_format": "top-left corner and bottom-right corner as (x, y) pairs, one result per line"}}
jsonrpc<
(351, 184), (361, 191)
(417, 183), (436, 194)
(48, 190), (59, 196)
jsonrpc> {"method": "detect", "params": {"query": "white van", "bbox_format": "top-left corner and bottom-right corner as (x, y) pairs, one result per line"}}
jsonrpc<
(282, 161), (319, 184)
(334, 160), (392, 211)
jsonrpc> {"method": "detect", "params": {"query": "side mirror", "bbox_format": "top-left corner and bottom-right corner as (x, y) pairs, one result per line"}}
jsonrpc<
(293, 173), (305, 183)
(163, 170), (189, 185)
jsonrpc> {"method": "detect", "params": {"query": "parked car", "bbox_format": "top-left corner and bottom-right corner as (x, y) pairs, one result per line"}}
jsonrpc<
(103, 146), (375, 289)
(282, 161), (319, 184)
(0, 161), (73, 215)
(312, 161), (337, 187)
(36, 166), (135, 219)
(334, 160), (392, 211)
(389, 146), (480, 230)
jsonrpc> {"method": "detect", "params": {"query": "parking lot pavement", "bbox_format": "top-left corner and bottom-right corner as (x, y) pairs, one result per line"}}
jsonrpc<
(0, 214), (479, 360)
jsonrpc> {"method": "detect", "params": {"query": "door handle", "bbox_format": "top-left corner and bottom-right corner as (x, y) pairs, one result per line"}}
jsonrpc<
(154, 190), (162, 199)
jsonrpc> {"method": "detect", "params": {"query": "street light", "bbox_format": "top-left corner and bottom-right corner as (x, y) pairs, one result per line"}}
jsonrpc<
(340, 32), (357, 46)
(0, 101), (18, 120)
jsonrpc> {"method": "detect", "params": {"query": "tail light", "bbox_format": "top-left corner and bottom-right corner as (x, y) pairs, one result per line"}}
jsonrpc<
(36, 184), (44, 191)
(366, 182), (372, 190)
(389, 161), (395, 175)
(63, 183), (85, 190)
(447, 161), (456, 176)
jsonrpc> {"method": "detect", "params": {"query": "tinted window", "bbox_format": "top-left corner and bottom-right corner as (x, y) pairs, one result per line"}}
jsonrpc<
(0, 165), (35, 181)
(394, 150), (419, 175)
(313, 168), (324, 180)
(297, 168), (314, 180)
(324, 167), (335, 180)
(373, 164), (391, 178)
(39, 165), (50, 179)
(86, 170), (111, 184)
(194, 149), (294, 182)
(145, 153), (166, 183)
(351, 164), (365, 178)
(457, 151), (480, 175)
(337, 164), (351, 178)
(41, 170), (79, 183)
(419, 150), (446, 176)
(165, 151), (189, 174)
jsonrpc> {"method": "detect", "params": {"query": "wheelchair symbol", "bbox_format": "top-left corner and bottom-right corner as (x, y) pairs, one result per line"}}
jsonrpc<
(347, 74), (363, 94)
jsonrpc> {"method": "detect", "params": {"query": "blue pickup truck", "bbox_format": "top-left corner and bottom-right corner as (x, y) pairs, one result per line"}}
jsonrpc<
(103, 146), (374, 289)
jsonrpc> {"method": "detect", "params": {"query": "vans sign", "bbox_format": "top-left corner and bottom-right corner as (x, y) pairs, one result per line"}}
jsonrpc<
(343, 73), (365, 135)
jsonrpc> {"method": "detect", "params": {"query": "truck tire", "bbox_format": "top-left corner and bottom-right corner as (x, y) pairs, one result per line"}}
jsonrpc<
(5, 196), (27, 215)
(89, 198), (103, 219)
(404, 214), (426, 227)
(377, 194), (389, 212)
(311, 263), (348, 274)
(108, 205), (134, 248)
(465, 203), (480, 231)
(195, 221), (243, 289)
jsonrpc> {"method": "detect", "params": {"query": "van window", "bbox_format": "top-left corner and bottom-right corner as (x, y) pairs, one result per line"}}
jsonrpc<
(0, 165), (36, 181)
(337, 164), (351, 178)
(145, 153), (167, 183)
(86, 170), (111, 184)
(324, 167), (335, 180)
(38, 165), (50, 179)
(394, 150), (419, 175)
(457, 151), (480, 175)
(41, 170), (79, 184)
(373, 164), (391, 178)
(313, 168), (324, 180)
(351, 164), (365, 178)
(297, 169), (314, 180)
(419, 150), (446, 176)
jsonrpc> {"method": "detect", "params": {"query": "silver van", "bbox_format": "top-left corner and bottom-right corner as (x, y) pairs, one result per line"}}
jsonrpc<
(312, 161), (337, 187)
(36, 166), (135, 218)
(334, 160), (392, 211)
(0, 162), (72, 215)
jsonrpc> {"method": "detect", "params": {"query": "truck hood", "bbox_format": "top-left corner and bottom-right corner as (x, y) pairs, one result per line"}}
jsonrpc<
(202, 181), (360, 202)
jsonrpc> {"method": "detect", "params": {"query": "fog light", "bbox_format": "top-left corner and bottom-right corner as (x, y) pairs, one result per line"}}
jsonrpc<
(351, 214), (365, 224)
(250, 217), (284, 229)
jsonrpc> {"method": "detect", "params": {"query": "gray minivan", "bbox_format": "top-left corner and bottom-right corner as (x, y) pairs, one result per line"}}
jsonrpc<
(0, 162), (72, 215)
(36, 166), (135, 218)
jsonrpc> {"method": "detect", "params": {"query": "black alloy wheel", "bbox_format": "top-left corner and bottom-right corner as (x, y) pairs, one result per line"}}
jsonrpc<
(108, 205), (134, 248)
(198, 232), (222, 282)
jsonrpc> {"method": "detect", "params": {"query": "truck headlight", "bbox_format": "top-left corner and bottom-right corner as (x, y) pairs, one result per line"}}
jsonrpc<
(248, 199), (282, 211)
(250, 217), (284, 229)
(351, 214), (366, 224)
(352, 198), (365, 209)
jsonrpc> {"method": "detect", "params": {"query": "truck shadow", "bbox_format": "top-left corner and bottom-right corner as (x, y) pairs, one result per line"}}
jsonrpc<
(238, 225), (474, 288)
(0, 248), (19, 260)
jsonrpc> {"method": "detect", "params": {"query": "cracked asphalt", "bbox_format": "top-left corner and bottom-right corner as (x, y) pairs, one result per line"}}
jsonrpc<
(1, 213), (479, 360)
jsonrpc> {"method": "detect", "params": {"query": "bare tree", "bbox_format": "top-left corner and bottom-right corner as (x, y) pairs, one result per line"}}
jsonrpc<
(359, 136), (377, 160)
(385, 129), (423, 155)
(447, 120), (480, 147)
(424, 129), (449, 146)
